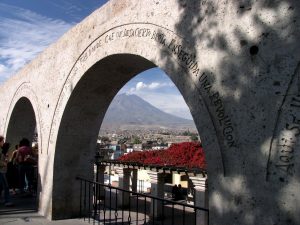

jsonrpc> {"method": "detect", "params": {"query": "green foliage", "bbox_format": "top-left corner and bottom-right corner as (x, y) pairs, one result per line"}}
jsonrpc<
(190, 134), (198, 141)
(133, 137), (141, 144)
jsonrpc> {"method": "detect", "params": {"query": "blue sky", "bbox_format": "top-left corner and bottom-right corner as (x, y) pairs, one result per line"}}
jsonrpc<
(0, 0), (193, 119)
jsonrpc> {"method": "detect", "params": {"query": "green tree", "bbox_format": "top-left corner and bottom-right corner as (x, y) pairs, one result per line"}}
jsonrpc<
(190, 134), (198, 141)
(133, 137), (141, 144)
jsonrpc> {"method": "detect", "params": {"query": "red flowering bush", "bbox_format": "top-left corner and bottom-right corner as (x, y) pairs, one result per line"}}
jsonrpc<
(118, 142), (206, 169)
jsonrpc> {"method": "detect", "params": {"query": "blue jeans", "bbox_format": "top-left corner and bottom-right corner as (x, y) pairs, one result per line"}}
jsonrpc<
(0, 172), (10, 203)
(18, 164), (34, 192)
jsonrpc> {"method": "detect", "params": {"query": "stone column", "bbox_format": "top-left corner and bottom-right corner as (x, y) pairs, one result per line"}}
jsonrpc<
(131, 169), (138, 193)
(190, 176), (208, 225)
(95, 164), (106, 199)
(115, 167), (131, 207)
(148, 171), (165, 219)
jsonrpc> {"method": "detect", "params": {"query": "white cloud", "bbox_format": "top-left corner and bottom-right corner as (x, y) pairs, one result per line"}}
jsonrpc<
(136, 82), (147, 91)
(0, 3), (73, 82)
(128, 81), (175, 93)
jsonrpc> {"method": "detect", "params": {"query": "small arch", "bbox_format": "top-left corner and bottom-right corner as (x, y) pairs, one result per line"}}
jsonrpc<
(4, 83), (43, 154)
(5, 97), (37, 146)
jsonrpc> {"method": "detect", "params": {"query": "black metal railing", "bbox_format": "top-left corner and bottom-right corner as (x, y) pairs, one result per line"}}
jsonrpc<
(77, 177), (209, 225)
(138, 179), (145, 193)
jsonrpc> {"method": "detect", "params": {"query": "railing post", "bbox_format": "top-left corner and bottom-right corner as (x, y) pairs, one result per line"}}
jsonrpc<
(115, 167), (131, 207)
(148, 171), (165, 220)
(131, 169), (138, 193)
(96, 164), (106, 199)
(190, 176), (208, 225)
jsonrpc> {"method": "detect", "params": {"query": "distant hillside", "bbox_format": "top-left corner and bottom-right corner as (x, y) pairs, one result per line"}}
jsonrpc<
(100, 94), (196, 131)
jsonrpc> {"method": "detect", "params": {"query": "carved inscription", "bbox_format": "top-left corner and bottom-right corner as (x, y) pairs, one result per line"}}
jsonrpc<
(149, 28), (236, 148)
(150, 31), (200, 77)
(271, 97), (300, 178)
(49, 24), (236, 153)
(267, 64), (300, 181)
(117, 28), (152, 38)
(199, 73), (236, 147)
(166, 38), (199, 75)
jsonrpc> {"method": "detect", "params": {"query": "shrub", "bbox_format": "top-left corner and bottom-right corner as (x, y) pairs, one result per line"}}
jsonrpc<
(118, 142), (206, 169)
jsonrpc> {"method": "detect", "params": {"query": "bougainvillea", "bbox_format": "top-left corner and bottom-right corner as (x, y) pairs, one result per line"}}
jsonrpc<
(118, 142), (206, 169)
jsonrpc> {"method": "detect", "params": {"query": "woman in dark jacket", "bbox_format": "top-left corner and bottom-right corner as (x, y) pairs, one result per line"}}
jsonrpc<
(16, 138), (34, 194)
(6, 145), (19, 194)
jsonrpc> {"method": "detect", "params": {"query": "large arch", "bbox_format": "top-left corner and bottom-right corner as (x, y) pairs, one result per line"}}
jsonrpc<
(0, 0), (299, 224)
(51, 53), (221, 218)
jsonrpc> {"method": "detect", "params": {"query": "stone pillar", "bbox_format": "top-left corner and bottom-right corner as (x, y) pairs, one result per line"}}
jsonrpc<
(190, 176), (208, 225)
(131, 169), (138, 193)
(115, 167), (131, 207)
(148, 171), (165, 219)
(96, 164), (106, 199)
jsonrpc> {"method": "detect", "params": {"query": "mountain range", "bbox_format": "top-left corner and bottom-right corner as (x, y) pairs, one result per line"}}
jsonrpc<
(100, 94), (196, 131)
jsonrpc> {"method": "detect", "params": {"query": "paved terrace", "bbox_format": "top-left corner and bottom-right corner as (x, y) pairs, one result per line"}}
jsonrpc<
(0, 191), (198, 225)
(0, 194), (86, 225)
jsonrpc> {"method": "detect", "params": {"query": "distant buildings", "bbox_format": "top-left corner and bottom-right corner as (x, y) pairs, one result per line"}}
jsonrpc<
(97, 130), (199, 160)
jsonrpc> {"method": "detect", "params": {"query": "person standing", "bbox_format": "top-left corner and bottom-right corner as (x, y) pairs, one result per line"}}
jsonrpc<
(172, 184), (179, 200)
(6, 145), (19, 194)
(0, 136), (13, 206)
(177, 184), (184, 200)
(16, 138), (34, 194)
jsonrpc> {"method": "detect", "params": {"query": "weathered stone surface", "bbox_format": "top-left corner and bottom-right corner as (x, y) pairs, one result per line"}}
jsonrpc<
(0, 0), (299, 224)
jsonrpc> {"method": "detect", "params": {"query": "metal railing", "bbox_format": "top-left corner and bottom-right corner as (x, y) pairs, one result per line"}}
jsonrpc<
(77, 177), (209, 225)
(138, 179), (145, 193)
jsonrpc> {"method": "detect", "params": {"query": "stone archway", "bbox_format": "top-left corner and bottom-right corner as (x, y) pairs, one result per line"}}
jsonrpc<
(51, 52), (222, 219)
(4, 83), (42, 153)
(5, 97), (36, 150)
